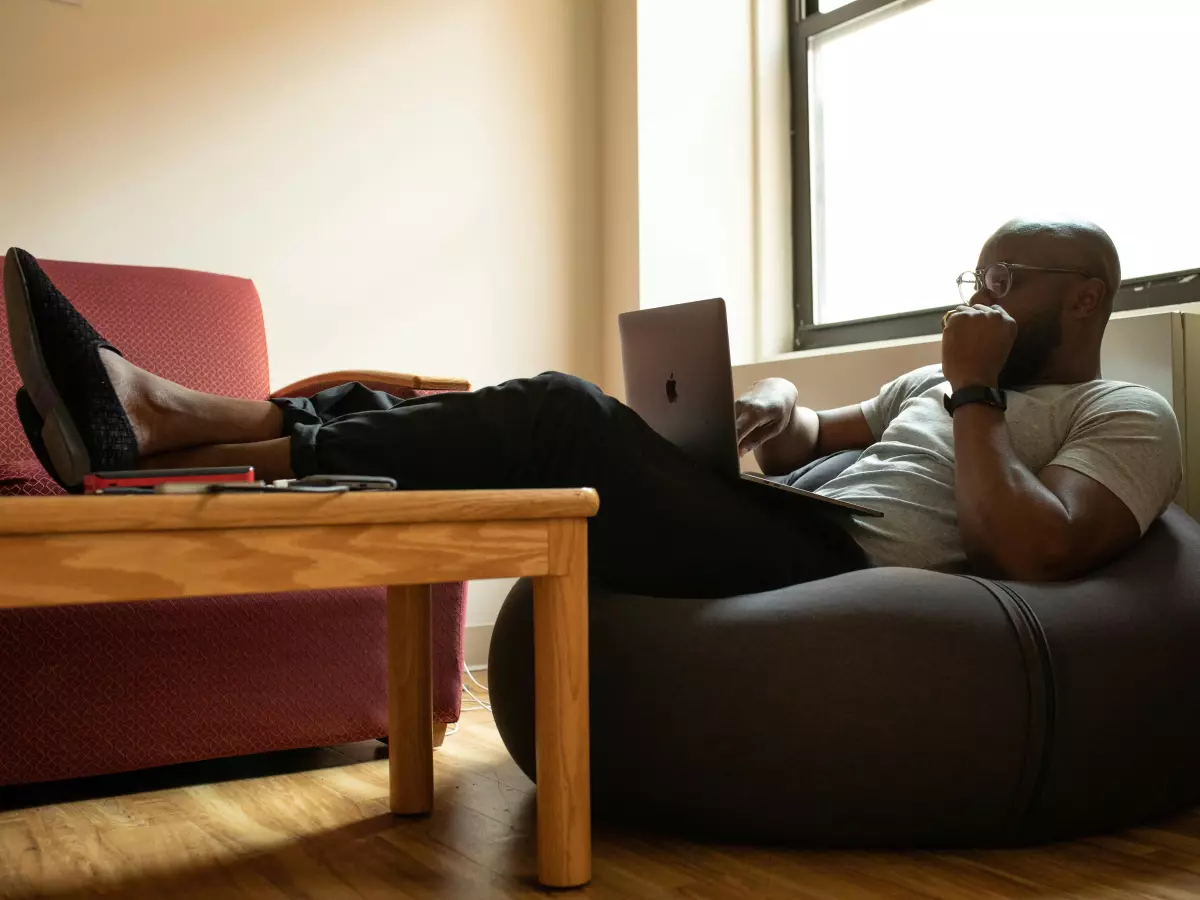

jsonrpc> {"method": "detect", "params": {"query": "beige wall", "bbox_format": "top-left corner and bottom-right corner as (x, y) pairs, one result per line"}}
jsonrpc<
(0, 0), (601, 391)
(633, 0), (792, 367)
(0, 0), (602, 629)
(599, 0), (640, 400)
(637, 0), (755, 364)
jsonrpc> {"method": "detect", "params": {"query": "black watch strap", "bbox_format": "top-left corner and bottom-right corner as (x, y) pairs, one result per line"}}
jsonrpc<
(944, 385), (1007, 417)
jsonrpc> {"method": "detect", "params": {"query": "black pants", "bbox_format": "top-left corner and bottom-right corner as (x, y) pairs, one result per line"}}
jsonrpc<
(273, 372), (866, 598)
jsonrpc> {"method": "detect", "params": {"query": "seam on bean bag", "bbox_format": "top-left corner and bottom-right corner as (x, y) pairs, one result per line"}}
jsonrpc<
(962, 575), (1056, 842)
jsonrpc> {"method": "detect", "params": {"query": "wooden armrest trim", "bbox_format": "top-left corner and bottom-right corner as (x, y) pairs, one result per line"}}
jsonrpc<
(273, 370), (471, 398)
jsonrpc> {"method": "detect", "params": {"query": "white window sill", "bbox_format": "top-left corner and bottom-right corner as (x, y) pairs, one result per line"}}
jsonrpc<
(744, 302), (1200, 369)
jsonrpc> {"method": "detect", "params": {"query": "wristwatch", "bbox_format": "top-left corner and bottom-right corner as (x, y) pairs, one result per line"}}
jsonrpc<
(944, 385), (1007, 417)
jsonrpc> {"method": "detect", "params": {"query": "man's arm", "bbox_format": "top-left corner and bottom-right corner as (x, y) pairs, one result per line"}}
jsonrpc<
(941, 303), (1174, 582)
(738, 372), (913, 475)
(951, 404), (1140, 581)
(753, 403), (875, 476)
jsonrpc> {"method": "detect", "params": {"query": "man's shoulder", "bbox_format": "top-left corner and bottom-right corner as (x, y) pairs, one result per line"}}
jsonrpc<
(1055, 379), (1180, 435)
(890, 364), (947, 395)
(1061, 378), (1175, 414)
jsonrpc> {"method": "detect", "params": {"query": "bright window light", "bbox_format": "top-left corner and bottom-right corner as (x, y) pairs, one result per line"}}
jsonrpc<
(809, 0), (1200, 325)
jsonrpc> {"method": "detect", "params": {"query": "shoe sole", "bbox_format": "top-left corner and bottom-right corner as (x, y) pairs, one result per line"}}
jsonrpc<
(14, 388), (71, 492)
(4, 250), (92, 488)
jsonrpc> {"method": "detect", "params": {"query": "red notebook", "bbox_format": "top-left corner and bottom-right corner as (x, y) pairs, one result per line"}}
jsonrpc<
(83, 467), (256, 494)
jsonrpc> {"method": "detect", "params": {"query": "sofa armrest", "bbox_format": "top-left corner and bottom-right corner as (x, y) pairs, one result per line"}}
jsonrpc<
(272, 370), (471, 398)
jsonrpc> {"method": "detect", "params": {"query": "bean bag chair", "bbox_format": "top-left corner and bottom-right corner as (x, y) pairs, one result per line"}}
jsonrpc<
(488, 452), (1200, 845)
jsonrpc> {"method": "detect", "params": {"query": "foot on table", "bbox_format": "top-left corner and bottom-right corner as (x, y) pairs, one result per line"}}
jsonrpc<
(4, 248), (165, 489)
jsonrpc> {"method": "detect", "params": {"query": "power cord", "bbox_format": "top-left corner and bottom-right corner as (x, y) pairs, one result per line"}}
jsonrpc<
(460, 666), (491, 713)
(465, 667), (490, 694)
(381, 666), (490, 744)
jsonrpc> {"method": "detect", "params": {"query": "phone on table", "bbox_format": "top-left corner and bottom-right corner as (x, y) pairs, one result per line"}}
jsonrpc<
(290, 475), (397, 491)
(85, 468), (397, 495)
(154, 474), (399, 495)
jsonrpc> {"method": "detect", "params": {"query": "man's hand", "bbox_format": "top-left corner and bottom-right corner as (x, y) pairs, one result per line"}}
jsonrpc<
(735, 378), (798, 457)
(941, 304), (1018, 392)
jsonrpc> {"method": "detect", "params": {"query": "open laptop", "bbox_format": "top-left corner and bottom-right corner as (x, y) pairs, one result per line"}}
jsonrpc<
(618, 298), (883, 518)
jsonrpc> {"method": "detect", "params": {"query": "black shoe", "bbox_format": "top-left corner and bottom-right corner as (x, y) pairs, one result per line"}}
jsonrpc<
(4, 248), (138, 489)
(14, 387), (73, 493)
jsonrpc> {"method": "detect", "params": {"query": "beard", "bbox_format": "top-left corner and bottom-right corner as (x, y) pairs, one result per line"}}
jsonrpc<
(998, 306), (1063, 389)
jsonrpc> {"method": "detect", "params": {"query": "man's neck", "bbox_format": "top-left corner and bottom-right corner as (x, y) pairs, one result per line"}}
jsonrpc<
(1028, 353), (1102, 387)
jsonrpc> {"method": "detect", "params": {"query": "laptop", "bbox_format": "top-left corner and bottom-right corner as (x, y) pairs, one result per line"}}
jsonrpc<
(618, 298), (883, 518)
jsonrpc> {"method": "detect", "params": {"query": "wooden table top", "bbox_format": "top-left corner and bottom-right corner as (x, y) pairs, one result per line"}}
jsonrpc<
(0, 488), (600, 535)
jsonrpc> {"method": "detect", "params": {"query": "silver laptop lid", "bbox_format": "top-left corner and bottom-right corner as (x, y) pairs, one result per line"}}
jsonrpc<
(618, 298), (740, 477)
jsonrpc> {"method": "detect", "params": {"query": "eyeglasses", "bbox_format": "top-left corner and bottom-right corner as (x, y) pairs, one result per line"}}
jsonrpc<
(955, 262), (1099, 304)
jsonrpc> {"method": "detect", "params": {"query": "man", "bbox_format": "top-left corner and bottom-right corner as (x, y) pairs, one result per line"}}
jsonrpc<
(739, 218), (1180, 580)
(3, 218), (1180, 596)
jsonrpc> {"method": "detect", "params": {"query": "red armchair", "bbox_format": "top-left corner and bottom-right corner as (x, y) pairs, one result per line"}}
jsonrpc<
(0, 258), (469, 786)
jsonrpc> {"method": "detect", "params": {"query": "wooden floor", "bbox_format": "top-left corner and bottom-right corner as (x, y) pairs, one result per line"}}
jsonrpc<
(5, 682), (1200, 900)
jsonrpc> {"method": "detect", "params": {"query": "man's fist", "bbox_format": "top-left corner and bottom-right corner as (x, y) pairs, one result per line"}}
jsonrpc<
(735, 378), (798, 457)
(941, 304), (1018, 392)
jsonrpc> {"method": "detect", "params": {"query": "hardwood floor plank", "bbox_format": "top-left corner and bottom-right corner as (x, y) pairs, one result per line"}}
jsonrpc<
(6, 688), (1200, 900)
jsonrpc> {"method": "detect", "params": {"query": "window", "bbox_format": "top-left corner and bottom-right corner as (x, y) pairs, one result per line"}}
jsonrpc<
(790, 0), (1200, 349)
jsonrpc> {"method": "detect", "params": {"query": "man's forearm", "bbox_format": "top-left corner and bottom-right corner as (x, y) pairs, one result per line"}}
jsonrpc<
(754, 405), (820, 476)
(953, 404), (1073, 580)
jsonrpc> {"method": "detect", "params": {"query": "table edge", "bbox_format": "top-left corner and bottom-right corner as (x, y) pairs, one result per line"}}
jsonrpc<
(0, 487), (600, 535)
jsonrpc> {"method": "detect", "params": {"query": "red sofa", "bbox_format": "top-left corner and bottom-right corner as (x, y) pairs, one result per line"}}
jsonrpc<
(0, 258), (468, 786)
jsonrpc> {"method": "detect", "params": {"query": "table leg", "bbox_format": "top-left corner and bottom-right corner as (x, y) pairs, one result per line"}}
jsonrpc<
(533, 519), (591, 888)
(387, 583), (433, 815)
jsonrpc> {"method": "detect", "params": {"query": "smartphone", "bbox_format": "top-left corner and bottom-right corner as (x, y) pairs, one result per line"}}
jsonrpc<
(292, 475), (398, 491)
(84, 466), (256, 494)
(155, 482), (346, 495)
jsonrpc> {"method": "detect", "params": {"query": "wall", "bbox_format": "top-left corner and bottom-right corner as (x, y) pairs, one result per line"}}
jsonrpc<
(632, 0), (792, 369)
(599, 0), (640, 399)
(0, 0), (602, 632)
(637, 0), (754, 365)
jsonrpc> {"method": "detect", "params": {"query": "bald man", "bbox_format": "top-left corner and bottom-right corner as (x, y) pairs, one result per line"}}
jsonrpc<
(3, 219), (1181, 596)
(742, 218), (1179, 580)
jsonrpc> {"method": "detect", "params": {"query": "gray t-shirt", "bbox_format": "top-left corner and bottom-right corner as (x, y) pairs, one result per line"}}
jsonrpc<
(816, 365), (1183, 571)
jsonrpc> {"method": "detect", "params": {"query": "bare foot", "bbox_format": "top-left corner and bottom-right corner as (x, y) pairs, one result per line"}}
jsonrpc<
(99, 348), (284, 458)
(98, 349), (159, 457)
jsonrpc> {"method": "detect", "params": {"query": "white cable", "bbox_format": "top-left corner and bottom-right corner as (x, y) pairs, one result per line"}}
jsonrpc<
(460, 667), (492, 712)
(463, 683), (492, 712)
(440, 669), (491, 736)
(465, 667), (490, 693)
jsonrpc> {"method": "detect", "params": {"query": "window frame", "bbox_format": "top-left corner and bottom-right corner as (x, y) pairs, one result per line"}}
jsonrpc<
(788, 0), (1199, 351)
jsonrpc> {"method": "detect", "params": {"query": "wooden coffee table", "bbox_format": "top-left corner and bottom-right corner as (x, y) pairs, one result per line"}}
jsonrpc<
(0, 488), (598, 888)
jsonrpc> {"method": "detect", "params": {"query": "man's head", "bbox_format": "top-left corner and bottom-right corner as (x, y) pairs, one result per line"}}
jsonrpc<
(967, 218), (1120, 388)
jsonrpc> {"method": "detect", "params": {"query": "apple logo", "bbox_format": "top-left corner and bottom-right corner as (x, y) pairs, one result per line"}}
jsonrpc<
(665, 373), (678, 404)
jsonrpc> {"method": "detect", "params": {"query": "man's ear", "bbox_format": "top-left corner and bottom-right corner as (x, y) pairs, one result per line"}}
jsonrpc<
(1070, 277), (1106, 319)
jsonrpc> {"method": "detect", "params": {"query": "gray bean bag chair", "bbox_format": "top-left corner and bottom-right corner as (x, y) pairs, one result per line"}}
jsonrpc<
(488, 452), (1200, 846)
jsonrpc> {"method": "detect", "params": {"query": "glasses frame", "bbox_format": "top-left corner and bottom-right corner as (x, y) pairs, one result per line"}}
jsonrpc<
(956, 262), (1102, 304)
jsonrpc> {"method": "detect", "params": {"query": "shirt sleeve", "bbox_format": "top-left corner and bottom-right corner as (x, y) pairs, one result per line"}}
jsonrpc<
(860, 365), (943, 441)
(1047, 385), (1182, 534)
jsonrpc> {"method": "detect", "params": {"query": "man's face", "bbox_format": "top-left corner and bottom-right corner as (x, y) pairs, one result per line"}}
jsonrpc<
(973, 235), (1067, 388)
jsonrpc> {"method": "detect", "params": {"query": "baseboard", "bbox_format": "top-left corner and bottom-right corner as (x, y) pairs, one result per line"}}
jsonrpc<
(465, 623), (494, 670)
